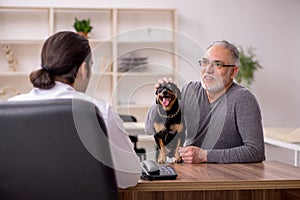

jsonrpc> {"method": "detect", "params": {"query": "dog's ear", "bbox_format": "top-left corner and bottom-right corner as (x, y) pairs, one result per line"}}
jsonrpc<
(175, 86), (181, 100)
(155, 83), (163, 95)
(155, 89), (159, 104)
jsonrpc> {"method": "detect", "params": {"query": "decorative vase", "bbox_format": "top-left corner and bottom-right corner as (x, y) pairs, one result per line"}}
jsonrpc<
(77, 32), (88, 39)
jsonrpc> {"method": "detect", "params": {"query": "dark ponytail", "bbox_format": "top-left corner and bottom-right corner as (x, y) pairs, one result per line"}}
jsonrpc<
(30, 68), (55, 89)
(30, 31), (91, 89)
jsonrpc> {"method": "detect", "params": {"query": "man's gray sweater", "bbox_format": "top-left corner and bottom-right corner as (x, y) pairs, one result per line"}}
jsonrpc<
(145, 82), (265, 163)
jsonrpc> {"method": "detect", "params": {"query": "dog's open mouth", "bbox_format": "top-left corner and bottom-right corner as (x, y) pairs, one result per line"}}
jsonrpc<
(159, 95), (172, 107)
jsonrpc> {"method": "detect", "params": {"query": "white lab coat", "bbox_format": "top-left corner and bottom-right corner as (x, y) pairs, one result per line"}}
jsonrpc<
(9, 81), (141, 189)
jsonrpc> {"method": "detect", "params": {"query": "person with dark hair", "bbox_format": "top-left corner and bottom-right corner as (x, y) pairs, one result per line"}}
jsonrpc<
(29, 31), (92, 91)
(145, 40), (265, 164)
(9, 31), (141, 189)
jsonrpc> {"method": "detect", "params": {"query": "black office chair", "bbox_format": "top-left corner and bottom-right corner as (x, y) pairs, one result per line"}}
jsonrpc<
(119, 114), (146, 161)
(0, 99), (118, 200)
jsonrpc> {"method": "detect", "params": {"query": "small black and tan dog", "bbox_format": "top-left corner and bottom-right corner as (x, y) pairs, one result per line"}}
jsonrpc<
(153, 82), (185, 164)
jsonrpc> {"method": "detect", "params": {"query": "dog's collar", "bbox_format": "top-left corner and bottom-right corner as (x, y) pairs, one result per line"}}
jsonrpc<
(157, 107), (180, 119)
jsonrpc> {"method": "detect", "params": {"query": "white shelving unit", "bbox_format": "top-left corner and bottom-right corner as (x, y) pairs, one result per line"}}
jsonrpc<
(0, 6), (177, 121)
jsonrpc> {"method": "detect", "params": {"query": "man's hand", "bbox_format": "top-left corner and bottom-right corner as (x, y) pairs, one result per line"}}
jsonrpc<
(154, 77), (173, 89)
(179, 146), (207, 163)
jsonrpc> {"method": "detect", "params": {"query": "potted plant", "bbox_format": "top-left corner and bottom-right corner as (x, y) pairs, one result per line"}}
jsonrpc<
(73, 17), (93, 38)
(235, 46), (262, 87)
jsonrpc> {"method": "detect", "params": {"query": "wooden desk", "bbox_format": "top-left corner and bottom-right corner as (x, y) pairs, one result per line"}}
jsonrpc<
(119, 161), (300, 200)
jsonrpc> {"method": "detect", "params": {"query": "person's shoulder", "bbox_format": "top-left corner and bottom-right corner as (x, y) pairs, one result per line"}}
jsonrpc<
(230, 83), (259, 104)
(181, 81), (203, 103)
(183, 81), (201, 88)
(92, 98), (111, 113)
(231, 83), (254, 96)
(7, 92), (34, 101)
(7, 95), (23, 101)
(74, 93), (111, 114)
(182, 81), (202, 93)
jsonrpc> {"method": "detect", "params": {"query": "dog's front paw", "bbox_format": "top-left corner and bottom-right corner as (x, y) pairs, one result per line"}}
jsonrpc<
(158, 151), (166, 164)
(158, 153), (166, 164)
(174, 157), (183, 163)
(158, 158), (166, 164)
(175, 151), (183, 163)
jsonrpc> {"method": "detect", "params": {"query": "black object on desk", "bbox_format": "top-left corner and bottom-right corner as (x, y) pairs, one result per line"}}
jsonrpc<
(141, 160), (178, 181)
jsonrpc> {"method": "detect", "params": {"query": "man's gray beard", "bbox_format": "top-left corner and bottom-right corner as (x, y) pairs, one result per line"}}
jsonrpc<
(200, 78), (225, 93)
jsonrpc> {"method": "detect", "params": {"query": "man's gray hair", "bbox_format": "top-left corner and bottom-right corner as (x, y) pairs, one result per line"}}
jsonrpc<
(207, 40), (239, 65)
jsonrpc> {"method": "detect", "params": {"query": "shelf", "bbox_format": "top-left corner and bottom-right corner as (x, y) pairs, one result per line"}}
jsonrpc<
(116, 72), (174, 76)
(0, 71), (30, 76)
(88, 39), (112, 44)
(0, 7), (49, 40)
(0, 39), (46, 44)
(117, 40), (174, 44)
(0, 38), (112, 45)
(53, 8), (112, 39)
(117, 104), (152, 109)
(116, 27), (174, 43)
(92, 72), (114, 76)
(117, 9), (174, 32)
(1, 6), (176, 122)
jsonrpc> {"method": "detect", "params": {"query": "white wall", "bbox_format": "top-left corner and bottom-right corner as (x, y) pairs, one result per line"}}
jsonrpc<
(1, 0), (300, 127)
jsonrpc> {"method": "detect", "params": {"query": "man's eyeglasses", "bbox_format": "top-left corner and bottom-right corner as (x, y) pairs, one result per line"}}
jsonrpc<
(198, 59), (235, 69)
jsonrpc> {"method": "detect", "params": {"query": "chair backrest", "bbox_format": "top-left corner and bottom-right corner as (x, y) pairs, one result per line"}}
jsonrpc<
(119, 114), (137, 123)
(119, 114), (146, 161)
(0, 99), (118, 200)
(119, 114), (138, 144)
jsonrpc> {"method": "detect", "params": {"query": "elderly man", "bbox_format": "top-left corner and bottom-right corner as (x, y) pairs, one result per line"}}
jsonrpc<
(145, 40), (265, 164)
